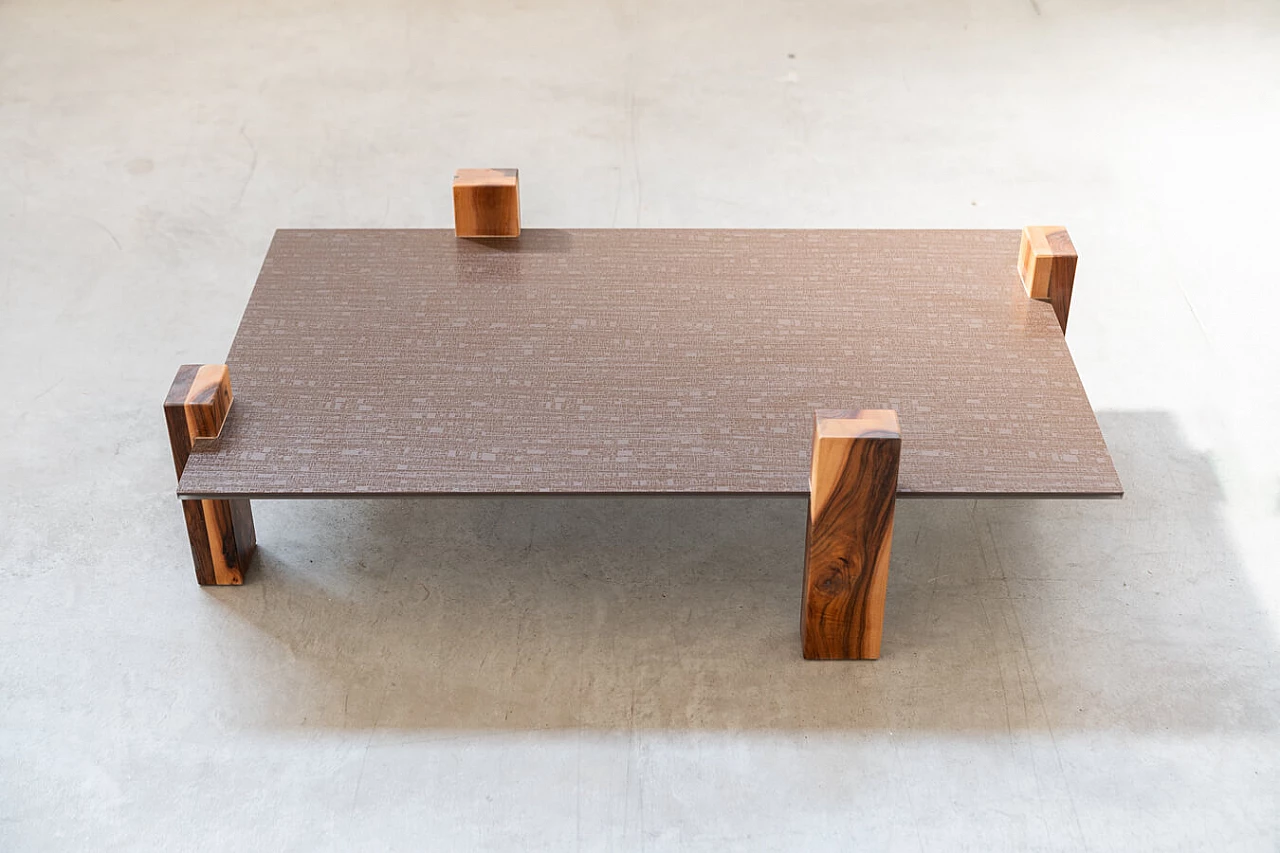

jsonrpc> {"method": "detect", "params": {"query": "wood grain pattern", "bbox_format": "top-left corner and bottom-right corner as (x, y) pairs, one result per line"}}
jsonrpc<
(802, 410), (900, 660)
(1018, 226), (1077, 333)
(453, 168), (520, 237)
(177, 229), (1122, 499)
(164, 364), (256, 585)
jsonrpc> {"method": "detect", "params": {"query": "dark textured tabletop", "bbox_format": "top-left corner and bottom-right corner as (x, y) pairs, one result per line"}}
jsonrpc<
(177, 229), (1122, 498)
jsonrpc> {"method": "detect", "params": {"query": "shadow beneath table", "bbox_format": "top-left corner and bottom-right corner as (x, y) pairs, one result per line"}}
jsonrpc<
(209, 411), (1280, 734)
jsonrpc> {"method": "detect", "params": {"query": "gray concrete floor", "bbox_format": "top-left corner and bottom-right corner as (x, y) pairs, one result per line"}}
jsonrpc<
(2, 0), (1279, 849)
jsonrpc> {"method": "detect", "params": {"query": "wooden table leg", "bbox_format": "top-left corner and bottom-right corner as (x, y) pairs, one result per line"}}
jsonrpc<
(1018, 225), (1077, 333)
(164, 364), (256, 585)
(453, 168), (521, 238)
(802, 409), (901, 660)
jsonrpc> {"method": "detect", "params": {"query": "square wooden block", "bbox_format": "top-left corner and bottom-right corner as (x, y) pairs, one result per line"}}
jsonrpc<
(1018, 225), (1078, 332)
(1018, 225), (1075, 299)
(453, 168), (520, 237)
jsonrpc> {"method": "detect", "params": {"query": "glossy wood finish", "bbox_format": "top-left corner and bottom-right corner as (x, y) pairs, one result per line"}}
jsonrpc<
(802, 410), (900, 660)
(164, 364), (256, 585)
(177, 229), (1121, 499)
(1019, 226), (1077, 332)
(453, 168), (520, 237)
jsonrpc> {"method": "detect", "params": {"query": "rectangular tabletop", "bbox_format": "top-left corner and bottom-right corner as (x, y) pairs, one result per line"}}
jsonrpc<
(177, 229), (1122, 499)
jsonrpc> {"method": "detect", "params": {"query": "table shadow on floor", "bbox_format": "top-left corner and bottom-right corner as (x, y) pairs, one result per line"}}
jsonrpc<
(209, 410), (1279, 733)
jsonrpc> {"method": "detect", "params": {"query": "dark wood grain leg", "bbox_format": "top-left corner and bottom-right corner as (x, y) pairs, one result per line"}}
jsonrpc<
(802, 410), (901, 660)
(164, 364), (256, 585)
(1018, 226), (1078, 333)
(453, 168), (521, 237)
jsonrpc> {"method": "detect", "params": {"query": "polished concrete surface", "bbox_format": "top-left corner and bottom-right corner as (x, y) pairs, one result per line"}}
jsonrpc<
(2, 1), (1278, 850)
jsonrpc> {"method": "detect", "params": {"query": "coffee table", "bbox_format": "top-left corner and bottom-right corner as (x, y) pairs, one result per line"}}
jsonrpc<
(165, 227), (1121, 659)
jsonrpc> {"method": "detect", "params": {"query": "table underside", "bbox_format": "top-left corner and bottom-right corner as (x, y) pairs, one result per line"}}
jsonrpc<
(177, 229), (1122, 499)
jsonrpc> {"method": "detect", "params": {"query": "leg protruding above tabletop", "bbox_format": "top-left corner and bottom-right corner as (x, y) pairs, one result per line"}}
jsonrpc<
(164, 364), (256, 586)
(802, 409), (901, 660)
(1018, 225), (1077, 333)
(453, 168), (520, 238)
